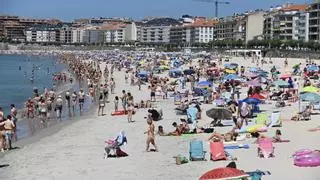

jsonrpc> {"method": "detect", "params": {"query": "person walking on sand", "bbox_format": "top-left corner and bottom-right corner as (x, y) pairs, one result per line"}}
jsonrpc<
(125, 71), (129, 84)
(78, 89), (85, 115)
(71, 91), (77, 116)
(145, 119), (158, 152)
(110, 78), (115, 94)
(55, 95), (63, 121)
(65, 91), (71, 117)
(98, 94), (105, 116)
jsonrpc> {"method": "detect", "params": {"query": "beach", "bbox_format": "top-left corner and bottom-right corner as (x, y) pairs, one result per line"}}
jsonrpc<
(0, 53), (319, 180)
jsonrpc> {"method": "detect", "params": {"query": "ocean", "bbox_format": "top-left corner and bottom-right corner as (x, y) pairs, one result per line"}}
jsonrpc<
(0, 54), (94, 140)
(0, 54), (65, 114)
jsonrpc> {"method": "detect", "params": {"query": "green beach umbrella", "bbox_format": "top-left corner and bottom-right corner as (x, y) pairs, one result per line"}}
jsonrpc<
(273, 80), (289, 87)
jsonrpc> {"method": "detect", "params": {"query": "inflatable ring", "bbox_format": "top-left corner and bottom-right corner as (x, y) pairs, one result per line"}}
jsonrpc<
(294, 149), (313, 157)
(294, 152), (320, 167)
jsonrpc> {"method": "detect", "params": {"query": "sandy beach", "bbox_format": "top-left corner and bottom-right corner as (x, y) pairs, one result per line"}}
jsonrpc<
(0, 55), (319, 180)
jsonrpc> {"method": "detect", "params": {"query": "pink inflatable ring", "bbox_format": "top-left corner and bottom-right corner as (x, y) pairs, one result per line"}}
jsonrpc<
(294, 151), (320, 167)
(294, 149), (313, 157)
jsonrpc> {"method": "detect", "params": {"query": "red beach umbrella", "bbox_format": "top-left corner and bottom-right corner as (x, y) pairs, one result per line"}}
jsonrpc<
(279, 73), (292, 79)
(250, 93), (266, 100)
(199, 167), (249, 180)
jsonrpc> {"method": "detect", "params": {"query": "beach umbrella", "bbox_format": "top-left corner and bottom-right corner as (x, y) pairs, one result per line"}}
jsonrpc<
(224, 74), (239, 80)
(303, 86), (319, 93)
(307, 65), (319, 72)
(300, 92), (320, 103)
(248, 80), (262, 87)
(279, 73), (292, 79)
(206, 108), (232, 120)
(248, 67), (259, 72)
(273, 80), (290, 87)
(199, 167), (249, 180)
(250, 93), (266, 100)
(225, 69), (236, 74)
(241, 98), (262, 105)
(159, 65), (170, 70)
(196, 81), (212, 89)
(224, 64), (237, 69)
(243, 72), (258, 78)
(183, 69), (195, 75)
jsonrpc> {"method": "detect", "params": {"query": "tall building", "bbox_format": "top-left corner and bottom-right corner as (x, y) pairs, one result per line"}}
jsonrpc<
(245, 12), (265, 42)
(139, 18), (181, 43)
(309, 1), (320, 42)
(60, 25), (72, 44)
(214, 15), (246, 41)
(263, 4), (309, 41)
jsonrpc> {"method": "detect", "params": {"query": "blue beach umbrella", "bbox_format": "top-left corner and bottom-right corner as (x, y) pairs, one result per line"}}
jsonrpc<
(224, 74), (240, 80)
(240, 98), (262, 105)
(196, 81), (212, 88)
(307, 65), (319, 72)
(248, 67), (259, 72)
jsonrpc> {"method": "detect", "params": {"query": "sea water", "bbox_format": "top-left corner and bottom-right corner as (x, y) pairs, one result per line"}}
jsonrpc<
(0, 54), (65, 114)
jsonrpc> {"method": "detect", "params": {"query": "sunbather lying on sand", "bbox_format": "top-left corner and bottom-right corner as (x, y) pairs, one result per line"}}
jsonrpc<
(208, 131), (238, 142)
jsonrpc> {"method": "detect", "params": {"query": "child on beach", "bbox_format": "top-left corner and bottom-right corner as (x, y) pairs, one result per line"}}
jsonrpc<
(145, 119), (158, 152)
(114, 96), (119, 112)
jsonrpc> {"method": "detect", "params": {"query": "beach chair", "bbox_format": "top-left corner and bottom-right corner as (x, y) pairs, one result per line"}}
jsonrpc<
(210, 141), (227, 161)
(268, 111), (282, 127)
(255, 113), (268, 125)
(189, 141), (206, 161)
(258, 138), (275, 158)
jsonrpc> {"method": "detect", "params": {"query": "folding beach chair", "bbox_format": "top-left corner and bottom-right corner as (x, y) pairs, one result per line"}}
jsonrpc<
(268, 111), (282, 127)
(210, 141), (227, 161)
(189, 141), (206, 161)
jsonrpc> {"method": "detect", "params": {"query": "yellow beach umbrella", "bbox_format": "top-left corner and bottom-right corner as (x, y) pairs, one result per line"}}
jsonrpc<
(303, 86), (319, 93)
(225, 69), (236, 74)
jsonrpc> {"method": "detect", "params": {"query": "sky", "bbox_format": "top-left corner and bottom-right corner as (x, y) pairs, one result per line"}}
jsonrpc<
(0, 0), (309, 21)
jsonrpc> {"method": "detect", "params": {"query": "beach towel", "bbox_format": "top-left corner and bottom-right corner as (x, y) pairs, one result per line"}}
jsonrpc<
(224, 144), (250, 150)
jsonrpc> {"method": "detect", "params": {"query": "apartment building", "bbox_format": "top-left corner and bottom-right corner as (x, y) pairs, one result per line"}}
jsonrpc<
(214, 15), (246, 41)
(170, 17), (218, 44)
(60, 25), (72, 44)
(26, 26), (60, 43)
(309, 1), (320, 42)
(140, 18), (181, 43)
(264, 4), (309, 41)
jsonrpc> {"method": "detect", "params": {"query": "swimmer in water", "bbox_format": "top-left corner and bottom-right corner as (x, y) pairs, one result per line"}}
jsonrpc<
(19, 66), (21, 71)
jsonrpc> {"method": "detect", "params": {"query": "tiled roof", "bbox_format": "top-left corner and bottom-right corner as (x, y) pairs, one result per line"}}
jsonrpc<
(280, 4), (309, 11)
